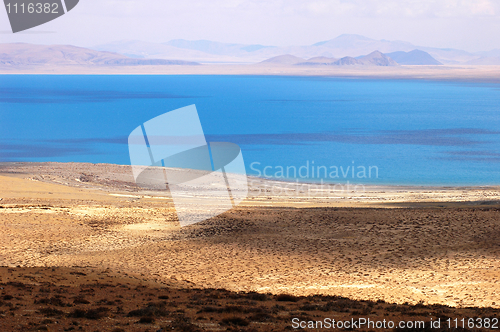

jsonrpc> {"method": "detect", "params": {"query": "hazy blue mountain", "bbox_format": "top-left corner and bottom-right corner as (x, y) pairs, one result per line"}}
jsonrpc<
(476, 49), (500, 58)
(333, 56), (362, 65)
(263, 50), (397, 66)
(358, 51), (398, 66)
(417, 47), (478, 64)
(165, 39), (274, 56)
(88, 34), (498, 65)
(386, 50), (442, 65)
(314, 34), (478, 64)
(93, 40), (220, 62)
(328, 51), (397, 66)
(0, 43), (199, 66)
(314, 34), (414, 54)
(466, 56), (500, 65)
(468, 49), (500, 64)
(260, 54), (305, 65)
(296, 56), (338, 65)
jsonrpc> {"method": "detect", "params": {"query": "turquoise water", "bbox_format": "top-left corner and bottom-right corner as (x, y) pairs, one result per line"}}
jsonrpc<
(1, 75), (500, 186)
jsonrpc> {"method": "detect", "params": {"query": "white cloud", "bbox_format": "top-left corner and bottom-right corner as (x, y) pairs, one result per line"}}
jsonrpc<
(77, 0), (499, 19)
(1, 0), (500, 52)
(273, 0), (499, 18)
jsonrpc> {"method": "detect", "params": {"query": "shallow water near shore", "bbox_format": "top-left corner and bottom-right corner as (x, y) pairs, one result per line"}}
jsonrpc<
(1, 74), (500, 185)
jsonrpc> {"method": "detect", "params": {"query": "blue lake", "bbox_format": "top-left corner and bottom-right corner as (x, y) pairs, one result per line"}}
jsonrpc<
(1, 75), (500, 186)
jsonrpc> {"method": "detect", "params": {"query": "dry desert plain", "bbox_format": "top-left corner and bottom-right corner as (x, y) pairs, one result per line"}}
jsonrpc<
(0, 162), (499, 331)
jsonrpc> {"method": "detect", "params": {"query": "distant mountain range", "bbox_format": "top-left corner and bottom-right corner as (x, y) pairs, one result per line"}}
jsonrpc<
(261, 54), (306, 65)
(93, 34), (500, 65)
(2, 35), (500, 68)
(0, 43), (199, 66)
(263, 51), (400, 66)
(466, 56), (500, 65)
(296, 56), (338, 65)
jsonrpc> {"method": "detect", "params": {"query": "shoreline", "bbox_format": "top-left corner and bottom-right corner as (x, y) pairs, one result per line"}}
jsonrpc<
(3, 161), (500, 191)
(2, 64), (500, 83)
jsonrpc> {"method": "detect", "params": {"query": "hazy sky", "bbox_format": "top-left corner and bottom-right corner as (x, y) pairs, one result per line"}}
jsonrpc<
(1, 0), (499, 52)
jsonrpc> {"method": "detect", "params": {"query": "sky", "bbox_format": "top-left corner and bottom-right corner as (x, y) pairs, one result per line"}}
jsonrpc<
(1, 0), (499, 52)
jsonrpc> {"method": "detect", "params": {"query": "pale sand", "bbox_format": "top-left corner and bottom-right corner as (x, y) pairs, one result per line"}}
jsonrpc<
(2, 64), (500, 82)
(0, 162), (499, 308)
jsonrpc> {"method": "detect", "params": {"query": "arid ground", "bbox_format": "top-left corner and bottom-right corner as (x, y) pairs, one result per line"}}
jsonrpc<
(0, 162), (499, 331)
